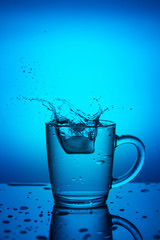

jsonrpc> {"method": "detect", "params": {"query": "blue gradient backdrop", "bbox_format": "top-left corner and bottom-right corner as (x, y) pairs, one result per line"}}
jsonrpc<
(0, 0), (160, 183)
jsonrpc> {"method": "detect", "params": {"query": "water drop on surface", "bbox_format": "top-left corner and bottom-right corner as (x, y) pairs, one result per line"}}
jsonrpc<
(119, 209), (125, 212)
(153, 235), (160, 239)
(24, 219), (31, 222)
(43, 187), (51, 190)
(2, 221), (10, 224)
(79, 228), (88, 233)
(141, 189), (149, 193)
(36, 236), (48, 240)
(20, 230), (27, 234)
(20, 206), (28, 210)
(4, 230), (11, 233)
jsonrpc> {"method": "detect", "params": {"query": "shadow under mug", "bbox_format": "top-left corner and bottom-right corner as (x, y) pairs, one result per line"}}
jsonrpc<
(49, 205), (143, 240)
(46, 120), (145, 208)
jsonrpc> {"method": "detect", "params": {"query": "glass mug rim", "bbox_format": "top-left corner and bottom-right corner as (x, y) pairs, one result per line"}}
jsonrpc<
(46, 119), (116, 128)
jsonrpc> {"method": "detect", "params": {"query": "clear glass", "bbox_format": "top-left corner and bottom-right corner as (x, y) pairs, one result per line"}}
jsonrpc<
(46, 120), (145, 208)
(49, 205), (143, 240)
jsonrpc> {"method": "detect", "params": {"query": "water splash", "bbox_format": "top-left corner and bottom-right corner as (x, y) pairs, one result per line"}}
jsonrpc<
(21, 96), (108, 125)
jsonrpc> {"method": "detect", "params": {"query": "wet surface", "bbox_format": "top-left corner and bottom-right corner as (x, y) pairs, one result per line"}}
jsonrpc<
(0, 183), (159, 239)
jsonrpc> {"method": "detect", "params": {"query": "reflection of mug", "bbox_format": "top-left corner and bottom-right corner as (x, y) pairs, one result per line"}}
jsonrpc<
(49, 205), (143, 240)
(46, 120), (145, 208)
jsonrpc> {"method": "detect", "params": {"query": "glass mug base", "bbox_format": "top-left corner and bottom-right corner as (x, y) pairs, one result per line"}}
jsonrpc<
(53, 191), (109, 209)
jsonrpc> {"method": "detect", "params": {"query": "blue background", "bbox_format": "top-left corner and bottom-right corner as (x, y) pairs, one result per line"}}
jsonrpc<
(0, 0), (160, 183)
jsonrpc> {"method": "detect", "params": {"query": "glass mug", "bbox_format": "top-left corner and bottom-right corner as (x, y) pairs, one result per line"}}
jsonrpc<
(46, 120), (145, 208)
(49, 205), (143, 240)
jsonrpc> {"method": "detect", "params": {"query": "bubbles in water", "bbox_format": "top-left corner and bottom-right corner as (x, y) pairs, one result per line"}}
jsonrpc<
(96, 160), (105, 165)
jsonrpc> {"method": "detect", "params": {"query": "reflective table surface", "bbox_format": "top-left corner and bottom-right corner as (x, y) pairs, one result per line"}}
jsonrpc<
(0, 183), (160, 240)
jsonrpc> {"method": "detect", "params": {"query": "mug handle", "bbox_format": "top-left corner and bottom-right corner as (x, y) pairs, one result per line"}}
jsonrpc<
(112, 215), (143, 240)
(112, 135), (145, 188)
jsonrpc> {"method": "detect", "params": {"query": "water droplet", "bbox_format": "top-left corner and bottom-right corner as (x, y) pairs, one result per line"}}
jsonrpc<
(79, 176), (82, 181)
(3, 221), (10, 224)
(141, 189), (149, 193)
(36, 236), (48, 240)
(85, 233), (91, 238)
(79, 228), (88, 233)
(39, 214), (43, 217)
(142, 216), (147, 218)
(8, 215), (13, 218)
(128, 190), (133, 193)
(20, 206), (28, 210)
(153, 235), (160, 239)
(43, 187), (51, 190)
(72, 178), (76, 181)
(20, 230), (27, 234)
(4, 230), (11, 233)
(119, 209), (125, 212)
(24, 219), (31, 222)
(96, 160), (105, 165)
